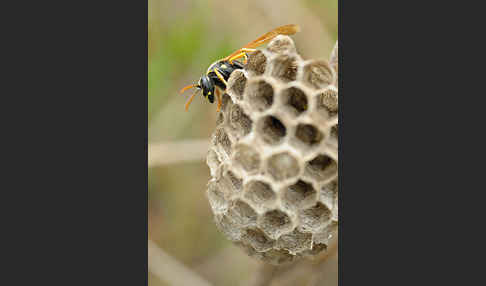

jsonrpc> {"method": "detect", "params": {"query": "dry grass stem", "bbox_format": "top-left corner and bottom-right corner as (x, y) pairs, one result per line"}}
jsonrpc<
(148, 240), (213, 286)
(148, 139), (210, 167)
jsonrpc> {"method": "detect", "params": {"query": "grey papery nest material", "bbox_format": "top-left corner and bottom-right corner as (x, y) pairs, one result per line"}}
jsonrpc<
(206, 36), (338, 265)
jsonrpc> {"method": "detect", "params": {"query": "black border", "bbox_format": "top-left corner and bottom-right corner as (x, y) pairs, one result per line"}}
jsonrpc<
(24, 1), (149, 284)
(338, 1), (459, 284)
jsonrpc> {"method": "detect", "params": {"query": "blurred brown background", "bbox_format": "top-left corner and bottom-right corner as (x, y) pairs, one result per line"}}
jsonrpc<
(148, 0), (338, 285)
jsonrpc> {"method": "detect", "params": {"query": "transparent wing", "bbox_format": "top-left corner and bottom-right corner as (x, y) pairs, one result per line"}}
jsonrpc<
(223, 24), (300, 61)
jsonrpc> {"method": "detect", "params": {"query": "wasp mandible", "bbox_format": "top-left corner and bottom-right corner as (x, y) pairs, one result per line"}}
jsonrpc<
(180, 24), (300, 112)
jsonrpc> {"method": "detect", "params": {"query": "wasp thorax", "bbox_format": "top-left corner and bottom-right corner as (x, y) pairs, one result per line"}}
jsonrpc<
(207, 36), (339, 265)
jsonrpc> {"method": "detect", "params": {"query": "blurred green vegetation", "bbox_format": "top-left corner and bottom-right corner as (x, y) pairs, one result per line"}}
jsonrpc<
(148, 1), (337, 285)
(148, 4), (235, 123)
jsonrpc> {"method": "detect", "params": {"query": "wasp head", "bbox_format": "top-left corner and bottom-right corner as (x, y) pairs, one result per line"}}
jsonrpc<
(180, 76), (215, 112)
(199, 76), (215, 104)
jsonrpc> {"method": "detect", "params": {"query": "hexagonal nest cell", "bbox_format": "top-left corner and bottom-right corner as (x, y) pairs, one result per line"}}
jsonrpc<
(282, 180), (317, 210)
(228, 104), (252, 138)
(281, 86), (308, 117)
(305, 154), (338, 182)
(206, 149), (221, 177)
(243, 228), (275, 252)
(232, 144), (261, 174)
(246, 79), (274, 112)
(266, 152), (300, 181)
(257, 115), (286, 145)
(319, 180), (338, 209)
(295, 124), (324, 147)
(221, 93), (232, 113)
(244, 180), (276, 206)
(227, 70), (247, 100)
(207, 181), (228, 214)
(222, 169), (242, 193)
(299, 202), (331, 232)
(267, 35), (297, 54)
(302, 60), (335, 89)
(276, 229), (313, 254)
(226, 199), (258, 226)
(270, 54), (299, 82)
(260, 209), (293, 238)
(316, 87), (338, 118)
(245, 50), (267, 76)
(330, 125), (339, 145)
(206, 36), (338, 265)
(213, 128), (232, 158)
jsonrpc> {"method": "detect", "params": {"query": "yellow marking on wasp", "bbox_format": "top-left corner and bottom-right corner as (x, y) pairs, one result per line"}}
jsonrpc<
(213, 68), (228, 86)
(208, 91), (211, 95)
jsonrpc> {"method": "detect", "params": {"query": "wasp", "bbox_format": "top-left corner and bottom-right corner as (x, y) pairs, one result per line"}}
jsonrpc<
(180, 24), (300, 112)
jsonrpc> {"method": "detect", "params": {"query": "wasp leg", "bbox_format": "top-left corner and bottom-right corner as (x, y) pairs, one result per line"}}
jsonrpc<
(242, 48), (257, 64)
(213, 68), (228, 86)
(229, 48), (257, 64)
(228, 52), (246, 64)
(215, 88), (222, 112)
(241, 48), (257, 53)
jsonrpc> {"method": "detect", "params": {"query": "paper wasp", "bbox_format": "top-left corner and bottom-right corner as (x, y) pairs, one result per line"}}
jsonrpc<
(180, 24), (300, 112)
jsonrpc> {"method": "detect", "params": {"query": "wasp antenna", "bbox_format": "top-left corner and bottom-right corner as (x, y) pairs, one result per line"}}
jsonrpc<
(180, 84), (198, 94)
(185, 89), (200, 111)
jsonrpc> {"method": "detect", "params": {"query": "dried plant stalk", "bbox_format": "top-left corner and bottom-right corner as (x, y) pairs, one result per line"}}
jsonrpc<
(148, 240), (213, 286)
(148, 139), (210, 167)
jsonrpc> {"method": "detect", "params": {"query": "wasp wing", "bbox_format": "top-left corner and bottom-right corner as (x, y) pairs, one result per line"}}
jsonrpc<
(223, 24), (300, 61)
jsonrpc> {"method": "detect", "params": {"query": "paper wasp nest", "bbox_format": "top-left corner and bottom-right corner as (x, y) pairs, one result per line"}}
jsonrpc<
(207, 36), (338, 265)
